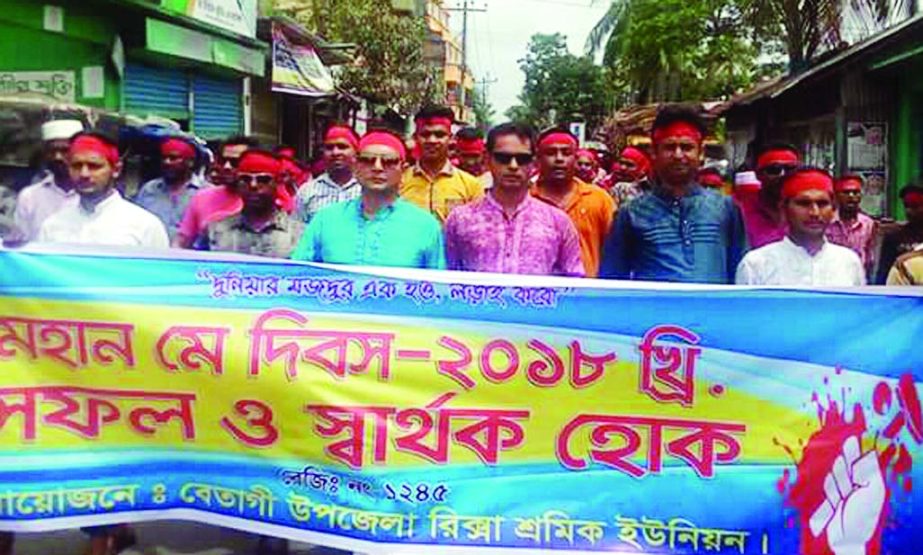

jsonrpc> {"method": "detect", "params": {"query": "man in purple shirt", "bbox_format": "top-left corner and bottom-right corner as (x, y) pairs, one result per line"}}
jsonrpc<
(445, 122), (584, 276)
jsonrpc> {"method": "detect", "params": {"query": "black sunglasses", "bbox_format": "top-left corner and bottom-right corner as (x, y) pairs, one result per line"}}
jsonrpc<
(491, 152), (534, 166)
(760, 163), (799, 178)
(237, 173), (275, 186)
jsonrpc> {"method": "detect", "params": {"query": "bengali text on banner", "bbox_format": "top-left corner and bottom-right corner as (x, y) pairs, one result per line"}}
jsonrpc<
(0, 247), (920, 554)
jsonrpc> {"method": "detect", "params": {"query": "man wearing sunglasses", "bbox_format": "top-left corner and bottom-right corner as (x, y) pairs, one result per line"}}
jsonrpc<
(174, 135), (259, 249)
(292, 130), (444, 269)
(825, 175), (878, 279)
(400, 105), (484, 225)
(445, 122), (584, 276)
(600, 104), (747, 284)
(740, 143), (802, 248)
(295, 124), (361, 224)
(532, 128), (615, 277)
(204, 150), (303, 258)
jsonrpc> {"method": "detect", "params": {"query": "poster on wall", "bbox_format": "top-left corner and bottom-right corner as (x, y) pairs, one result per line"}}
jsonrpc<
(271, 22), (335, 97)
(0, 71), (76, 103)
(847, 122), (888, 217)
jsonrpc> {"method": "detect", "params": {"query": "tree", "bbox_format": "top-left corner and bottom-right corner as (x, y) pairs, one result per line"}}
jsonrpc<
(472, 89), (495, 132)
(741, 0), (911, 71)
(267, 0), (439, 114)
(587, 0), (764, 104)
(510, 34), (613, 131)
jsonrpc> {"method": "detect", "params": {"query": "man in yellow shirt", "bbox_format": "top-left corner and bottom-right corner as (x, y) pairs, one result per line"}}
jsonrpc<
(400, 105), (483, 224)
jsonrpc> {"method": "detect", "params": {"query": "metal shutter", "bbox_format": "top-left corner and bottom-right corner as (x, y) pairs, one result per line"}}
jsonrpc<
(192, 75), (242, 140)
(124, 63), (190, 120)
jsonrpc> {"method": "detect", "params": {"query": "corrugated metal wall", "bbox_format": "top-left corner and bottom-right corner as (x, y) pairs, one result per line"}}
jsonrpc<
(124, 63), (190, 120)
(192, 75), (242, 140)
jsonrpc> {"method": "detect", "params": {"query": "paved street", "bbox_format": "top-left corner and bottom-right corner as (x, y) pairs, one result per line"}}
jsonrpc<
(11, 522), (348, 555)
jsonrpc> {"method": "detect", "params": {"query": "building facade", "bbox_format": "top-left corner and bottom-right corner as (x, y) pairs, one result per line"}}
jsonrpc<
(423, 0), (474, 123)
(0, 0), (266, 139)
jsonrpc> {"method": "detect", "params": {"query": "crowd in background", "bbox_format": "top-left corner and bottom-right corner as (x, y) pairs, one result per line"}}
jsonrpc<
(2, 103), (923, 289)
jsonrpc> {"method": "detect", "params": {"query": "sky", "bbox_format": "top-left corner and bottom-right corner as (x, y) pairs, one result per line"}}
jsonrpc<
(446, 0), (611, 118)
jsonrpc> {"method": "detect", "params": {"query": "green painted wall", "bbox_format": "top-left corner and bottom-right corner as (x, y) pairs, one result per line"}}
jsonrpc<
(0, 0), (120, 109)
(892, 83), (923, 221)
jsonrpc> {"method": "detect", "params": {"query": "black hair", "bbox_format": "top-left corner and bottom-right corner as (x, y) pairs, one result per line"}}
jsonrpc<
(415, 104), (456, 123)
(651, 104), (706, 137)
(455, 127), (483, 141)
(899, 184), (923, 201)
(757, 142), (801, 158)
(486, 122), (536, 153)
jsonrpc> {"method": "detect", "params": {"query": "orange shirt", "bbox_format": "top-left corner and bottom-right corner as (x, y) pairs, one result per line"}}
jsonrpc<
(532, 179), (616, 277)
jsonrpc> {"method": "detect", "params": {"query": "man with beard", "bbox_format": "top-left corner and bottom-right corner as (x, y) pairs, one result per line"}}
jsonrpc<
(608, 145), (653, 206)
(38, 132), (169, 248)
(174, 135), (258, 248)
(736, 168), (864, 285)
(400, 105), (483, 224)
(133, 136), (203, 240)
(825, 175), (878, 279)
(877, 184), (923, 284)
(742, 143), (802, 248)
(205, 150), (302, 258)
(531, 128), (615, 277)
(14, 119), (83, 240)
(292, 130), (444, 269)
(294, 124), (361, 224)
(600, 104), (747, 283)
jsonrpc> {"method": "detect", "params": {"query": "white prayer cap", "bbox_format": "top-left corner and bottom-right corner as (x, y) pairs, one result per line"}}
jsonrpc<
(41, 119), (84, 142)
(734, 171), (761, 189)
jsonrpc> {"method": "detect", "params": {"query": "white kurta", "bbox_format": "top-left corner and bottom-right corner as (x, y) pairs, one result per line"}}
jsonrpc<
(736, 236), (866, 286)
(14, 174), (78, 240)
(38, 191), (169, 249)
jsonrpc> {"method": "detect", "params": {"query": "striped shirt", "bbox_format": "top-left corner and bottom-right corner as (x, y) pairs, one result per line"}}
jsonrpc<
(600, 182), (748, 283)
(294, 173), (361, 224)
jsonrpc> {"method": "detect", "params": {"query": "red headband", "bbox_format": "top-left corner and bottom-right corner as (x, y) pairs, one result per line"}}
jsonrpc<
(359, 131), (407, 160)
(539, 132), (578, 150)
(834, 177), (863, 192)
(276, 147), (296, 158)
(325, 126), (359, 150)
(652, 121), (703, 145)
(576, 149), (598, 163)
(782, 170), (833, 200)
(161, 137), (196, 160)
(621, 146), (652, 175)
(415, 117), (453, 131)
(70, 134), (119, 167)
(904, 191), (923, 205)
(456, 137), (485, 155)
(281, 157), (305, 180)
(757, 149), (800, 170)
(699, 171), (724, 188)
(238, 151), (282, 176)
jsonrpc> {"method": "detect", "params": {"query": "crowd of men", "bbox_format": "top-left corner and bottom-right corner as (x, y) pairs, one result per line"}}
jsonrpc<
(3, 103), (922, 290)
(0, 104), (922, 553)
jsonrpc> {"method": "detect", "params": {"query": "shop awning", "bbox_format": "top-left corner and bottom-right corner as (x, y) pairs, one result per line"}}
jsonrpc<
(145, 18), (265, 77)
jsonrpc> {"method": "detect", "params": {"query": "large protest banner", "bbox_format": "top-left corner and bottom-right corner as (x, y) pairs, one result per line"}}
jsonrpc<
(0, 247), (921, 554)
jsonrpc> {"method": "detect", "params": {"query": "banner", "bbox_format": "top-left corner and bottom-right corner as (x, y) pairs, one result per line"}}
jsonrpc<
(0, 247), (921, 554)
(161, 0), (258, 38)
(271, 22), (335, 97)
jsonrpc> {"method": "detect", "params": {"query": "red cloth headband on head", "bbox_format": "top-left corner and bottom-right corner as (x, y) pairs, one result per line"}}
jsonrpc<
(834, 177), (863, 192)
(70, 135), (119, 167)
(359, 131), (407, 160)
(276, 147), (296, 158)
(621, 146), (651, 174)
(415, 117), (453, 130)
(904, 191), (923, 205)
(456, 137), (485, 155)
(161, 137), (196, 160)
(652, 121), (703, 144)
(539, 132), (577, 149)
(782, 170), (833, 200)
(576, 149), (598, 162)
(325, 126), (359, 149)
(281, 157), (305, 179)
(238, 151), (282, 176)
(757, 149), (800, 169)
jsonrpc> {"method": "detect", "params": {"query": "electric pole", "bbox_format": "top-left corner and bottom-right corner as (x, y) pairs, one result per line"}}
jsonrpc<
(475, 74), (498, 104)
(446, 1), (486, 118)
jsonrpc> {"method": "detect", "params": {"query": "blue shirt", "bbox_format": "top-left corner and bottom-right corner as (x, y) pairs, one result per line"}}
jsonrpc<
(599, 182), (748, 283)
(291, 197), (446, 269)
(132, 177), (205, 240)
